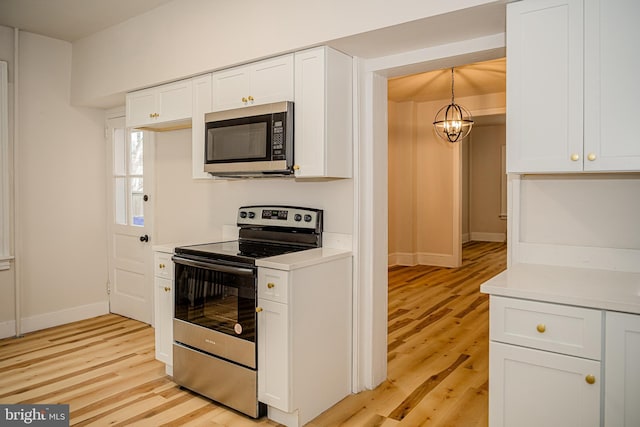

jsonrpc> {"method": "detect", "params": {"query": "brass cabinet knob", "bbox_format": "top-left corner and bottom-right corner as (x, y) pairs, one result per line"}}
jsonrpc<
(293, 165), (300, 171)
(163, 287), (171, 292)
(242, 97), (248, 103)
(256, 307), (263, 313)
(536, 324), (546, 333)
(587, 153), (597, 161)
(585, 374), (596, 385)
(159, 263), (165, 269)
(149, 113), (154, 118)
(570, 153), (580, 161)
(267, 282), (275, 289)
(248, 95), (254, 101)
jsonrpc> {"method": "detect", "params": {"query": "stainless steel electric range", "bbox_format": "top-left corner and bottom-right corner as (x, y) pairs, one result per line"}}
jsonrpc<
(171, 205), (323, 418)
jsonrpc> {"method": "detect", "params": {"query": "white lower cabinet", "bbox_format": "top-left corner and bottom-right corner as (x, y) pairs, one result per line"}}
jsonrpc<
(153, 250), (174, 375)
(257, 256), (352, 427)
(604, 311), (640, 426)
(490, 342), (600, 427)
(489, 296), (602, 427)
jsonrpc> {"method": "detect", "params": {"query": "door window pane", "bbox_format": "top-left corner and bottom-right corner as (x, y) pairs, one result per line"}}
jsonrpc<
(130, 131), (144, 175)
(114, 128), (126, 175)
(131, 177), (144, 226)
(115, 177), (126, 225)
(112, 129), (145, 227)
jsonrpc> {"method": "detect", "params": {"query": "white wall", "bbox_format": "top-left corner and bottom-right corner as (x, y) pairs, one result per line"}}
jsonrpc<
(70, 0), (501, 107)
(9, 31), (107, 335)
(154, 129), (354, 245)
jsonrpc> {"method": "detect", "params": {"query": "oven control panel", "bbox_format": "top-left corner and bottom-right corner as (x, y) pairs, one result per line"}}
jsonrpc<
(237, 205), (322, 230)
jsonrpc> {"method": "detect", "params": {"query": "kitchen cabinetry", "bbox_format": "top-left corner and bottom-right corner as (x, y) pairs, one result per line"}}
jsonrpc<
(488, 296), (602, 427)
(507, 0), (640, 173)
(153, 250), (174, 375)
(211, 54), (294, 112)
(604, 311), (640, 426)
(257, 255), (352, 427)
(126, 79), (193, 130)
(191, 74), (212, 179)
(293, 46), (352, 178)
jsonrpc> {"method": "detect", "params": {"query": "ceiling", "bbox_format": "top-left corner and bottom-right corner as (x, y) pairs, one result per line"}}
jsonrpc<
(388, 57), (505, 103)
(0, 0), (174, 42)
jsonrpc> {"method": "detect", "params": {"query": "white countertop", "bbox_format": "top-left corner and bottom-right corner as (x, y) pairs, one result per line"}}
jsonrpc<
(256, 247), (352, 271)
(480, 263), (640, 314)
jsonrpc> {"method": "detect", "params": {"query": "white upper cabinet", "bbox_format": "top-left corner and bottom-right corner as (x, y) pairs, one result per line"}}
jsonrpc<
(294, 46), (352, 178)
(126, 79), (193, 129)
(584, 0), (640, 171)
(507, 0), (584, 173)
(211, 54), (294, 112)
(507, 0), (640, 173)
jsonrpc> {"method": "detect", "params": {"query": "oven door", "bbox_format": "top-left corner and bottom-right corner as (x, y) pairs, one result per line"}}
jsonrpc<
(172, 255), (257, 343)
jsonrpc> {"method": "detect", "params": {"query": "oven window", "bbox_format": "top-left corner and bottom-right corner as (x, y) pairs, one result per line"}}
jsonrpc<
(206, 122), (267, 162)
(174, 263), (256, 342)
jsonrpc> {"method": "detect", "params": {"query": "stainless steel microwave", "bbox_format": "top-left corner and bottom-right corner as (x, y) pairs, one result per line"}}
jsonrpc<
(204, 101), (294, 177)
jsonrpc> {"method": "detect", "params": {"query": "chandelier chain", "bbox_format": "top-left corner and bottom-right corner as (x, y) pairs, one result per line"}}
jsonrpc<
(450, 67), (455, 104)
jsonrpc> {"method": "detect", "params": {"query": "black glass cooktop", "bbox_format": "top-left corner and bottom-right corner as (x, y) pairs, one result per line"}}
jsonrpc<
(174, 240), (308, 265)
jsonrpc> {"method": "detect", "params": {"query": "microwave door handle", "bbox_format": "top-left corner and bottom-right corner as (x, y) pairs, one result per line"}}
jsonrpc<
(171, 256), (254, 277)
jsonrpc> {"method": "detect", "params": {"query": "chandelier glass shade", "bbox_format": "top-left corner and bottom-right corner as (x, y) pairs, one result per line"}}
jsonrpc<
(433, 68), (474, 143)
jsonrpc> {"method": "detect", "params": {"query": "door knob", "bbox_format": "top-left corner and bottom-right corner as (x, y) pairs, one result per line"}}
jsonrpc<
(143, 194), (149, 202)
(139, 234), (149, 242)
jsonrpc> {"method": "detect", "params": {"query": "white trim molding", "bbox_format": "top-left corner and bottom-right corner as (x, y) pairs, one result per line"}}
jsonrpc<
(0, 61), (9, 270)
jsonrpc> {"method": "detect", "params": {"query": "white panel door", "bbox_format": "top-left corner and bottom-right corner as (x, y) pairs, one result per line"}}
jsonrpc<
(106, 117), (154, 324)
(257, 298), (290, 411)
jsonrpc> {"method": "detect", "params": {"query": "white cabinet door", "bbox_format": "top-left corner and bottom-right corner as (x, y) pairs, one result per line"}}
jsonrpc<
(126, 79), (193, 129)
(156, 80), (192, 124)
(584, 0), (640, 171)
(605, 311), (640, 427)
(126, 90), (157, 128)
(212, 55), (293, 112)
(211, 66), (250, 111)
(294, 47), (352, 178)
(192, 74), (212, 179)
(154, 276), (173, 365)
(250, 55), (294, 106)
(153, 251), (173, 368)
(490, 341), (601, 427)
(506, 0), (584, 173)
(257, 298), (290, 411)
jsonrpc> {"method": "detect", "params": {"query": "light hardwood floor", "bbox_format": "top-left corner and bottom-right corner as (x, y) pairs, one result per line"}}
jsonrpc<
(0, 241), (506, 426)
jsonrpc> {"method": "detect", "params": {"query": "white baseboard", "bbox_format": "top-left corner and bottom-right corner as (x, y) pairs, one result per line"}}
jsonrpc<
(388, 252), (458, 268)
(4, 301), (111, 337)
(470, 232), (506, 243)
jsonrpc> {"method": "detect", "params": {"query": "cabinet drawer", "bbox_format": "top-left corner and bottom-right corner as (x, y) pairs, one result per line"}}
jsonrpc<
(258, 268), (288, 303)
(154, 252), (174, 278)
(490, 296), (602, 360)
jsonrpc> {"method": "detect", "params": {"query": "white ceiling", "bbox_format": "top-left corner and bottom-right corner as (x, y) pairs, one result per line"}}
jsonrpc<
(388, 57), (505, 103)
(0, 0), (174, 42)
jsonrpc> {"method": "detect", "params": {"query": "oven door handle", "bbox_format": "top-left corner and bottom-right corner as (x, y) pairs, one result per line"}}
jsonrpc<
(171, 256), (255, 276)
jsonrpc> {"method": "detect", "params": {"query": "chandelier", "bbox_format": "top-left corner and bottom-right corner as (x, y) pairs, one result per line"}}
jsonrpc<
(432, 67), (474, 143)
